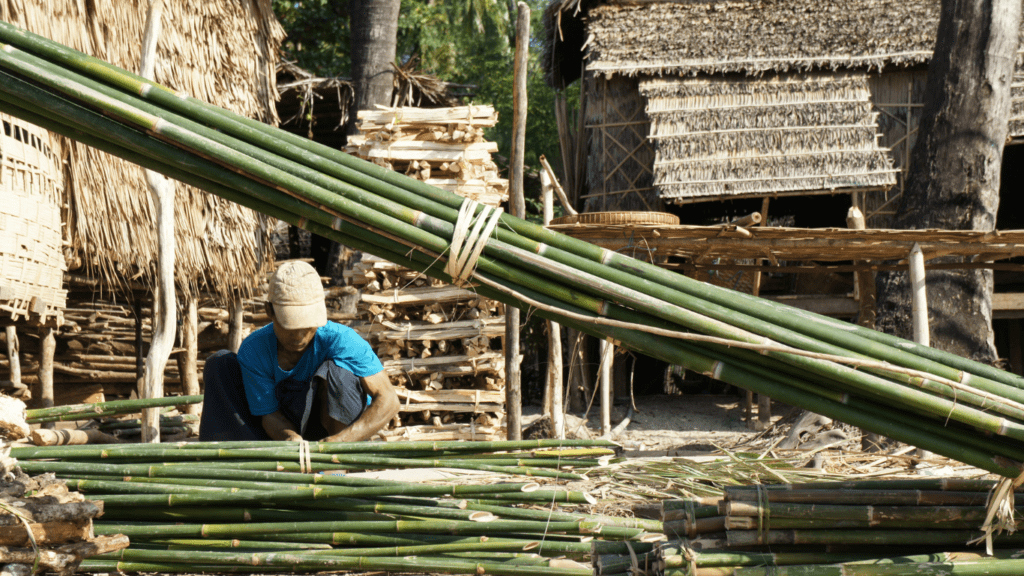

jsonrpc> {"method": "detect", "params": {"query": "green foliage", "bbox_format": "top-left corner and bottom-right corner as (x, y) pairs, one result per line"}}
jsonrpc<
(272, 0), (350, 76)
(272, 0), (580, 205)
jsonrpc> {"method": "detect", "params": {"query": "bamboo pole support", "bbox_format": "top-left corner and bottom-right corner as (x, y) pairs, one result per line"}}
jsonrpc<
(5, 326), (20, 389)
(505, 1), (530, 441)
(37, 324), (55, 428)
(849, 205), (881, 449)
(599, 338), (612, 437)
(227, 292), (244, 354)
(542, 168), (565, 439)
(178, 296), (201, 415)
(910, 242), (929, 347)
(139, 0), (175, 443)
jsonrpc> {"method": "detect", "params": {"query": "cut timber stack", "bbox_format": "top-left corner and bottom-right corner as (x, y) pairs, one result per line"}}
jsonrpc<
(345, 105), (509, 206)
(344, 105), (509, 442)
(0, 445), (129, 575)
(346, 255), (507, 441)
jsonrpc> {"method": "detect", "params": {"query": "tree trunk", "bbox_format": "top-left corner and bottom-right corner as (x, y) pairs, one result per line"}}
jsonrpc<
(874, 0), (1020, 364)
(347, 0), (400, 136)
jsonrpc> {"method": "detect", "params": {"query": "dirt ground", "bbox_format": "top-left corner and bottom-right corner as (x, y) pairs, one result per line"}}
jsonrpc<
(525, 392), (785, 454)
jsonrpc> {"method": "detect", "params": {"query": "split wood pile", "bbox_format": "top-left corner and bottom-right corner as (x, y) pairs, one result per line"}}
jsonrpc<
(0, 448), (128, 575)
(345, 106), (509, 207)
(342, 105), (509, 442)
(345, 254), (506, 441)
(0, 288), (276, 402)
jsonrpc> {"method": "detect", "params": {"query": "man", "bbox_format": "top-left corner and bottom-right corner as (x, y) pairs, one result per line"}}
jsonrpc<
(199, 261), (399, 442)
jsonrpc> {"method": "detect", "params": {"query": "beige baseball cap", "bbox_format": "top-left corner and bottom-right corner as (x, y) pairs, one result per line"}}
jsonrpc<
(268, 261), (327, 330)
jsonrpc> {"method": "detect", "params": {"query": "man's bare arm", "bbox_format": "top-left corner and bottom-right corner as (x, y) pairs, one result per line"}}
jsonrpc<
(261, 411), (303, 441)
(323, 371), (399, 442)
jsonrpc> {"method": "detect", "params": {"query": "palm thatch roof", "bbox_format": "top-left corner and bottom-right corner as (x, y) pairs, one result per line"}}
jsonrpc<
(544, 0), (1024, 81)
(0, 1), (285, 302)
(642, 72), (898, 203)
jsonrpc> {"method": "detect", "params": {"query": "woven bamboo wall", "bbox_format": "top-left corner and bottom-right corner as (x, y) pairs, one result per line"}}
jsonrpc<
(640, 72), (898, 204)
(0, 114), (66, 324)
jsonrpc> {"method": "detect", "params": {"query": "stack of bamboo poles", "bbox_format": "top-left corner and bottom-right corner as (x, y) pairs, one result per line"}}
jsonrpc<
(0, 454), (129, 574)
(345, 105), (509, 207)
(6, 439), (661, 575)
(347, 253), (506, 441)
(617, 480), (1024, 576)
(4, 24), (1024, 486)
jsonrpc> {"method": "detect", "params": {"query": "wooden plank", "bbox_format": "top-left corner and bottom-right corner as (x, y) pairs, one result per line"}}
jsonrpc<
(361, 285), (479, 305)
(396, 388), (504, 404)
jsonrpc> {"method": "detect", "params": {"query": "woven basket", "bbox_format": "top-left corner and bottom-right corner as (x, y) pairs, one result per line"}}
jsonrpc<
(0, 114), (67, 323)
(549, 211), (680, 226)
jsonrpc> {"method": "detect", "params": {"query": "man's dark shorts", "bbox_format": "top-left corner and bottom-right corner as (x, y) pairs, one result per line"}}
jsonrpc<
(198, 350), (368, 441)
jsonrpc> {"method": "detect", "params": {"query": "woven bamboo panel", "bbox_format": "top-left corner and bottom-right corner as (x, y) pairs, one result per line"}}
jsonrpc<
(0, 114), (67, 323)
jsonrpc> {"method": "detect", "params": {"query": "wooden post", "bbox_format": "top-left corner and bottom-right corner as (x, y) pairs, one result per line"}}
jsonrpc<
(504, 1), (529, 441)
(177, 295), (201, 416)
(847, 206), (877, 328)
(227, 292), (245, 354)
(37, 325), (55, 429)
(140, 0), (177, 443)
(5, 326), (20, 389)
(541, 168), (565, 438)
(599, 338), (613, 437)
(848, 205), (880, 450)
(909, 243), (929, 347)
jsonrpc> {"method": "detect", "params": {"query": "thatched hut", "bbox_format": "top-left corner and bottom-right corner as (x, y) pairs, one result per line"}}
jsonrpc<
(543, 0), (1024, 224)
(1, 1), (284, 301)
(0, 1), (284, 405)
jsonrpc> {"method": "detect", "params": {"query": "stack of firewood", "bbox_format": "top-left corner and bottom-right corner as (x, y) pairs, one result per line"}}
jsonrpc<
(344, 255), (506, 441)
(1, 429), (128, 574)
(345, 105), (509, 206)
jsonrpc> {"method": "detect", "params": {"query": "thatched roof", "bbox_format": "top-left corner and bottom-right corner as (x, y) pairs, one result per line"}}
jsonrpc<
(642, 72), (897, 203)
(0, 1), (285, 301)
(544, 0), (1024, 86)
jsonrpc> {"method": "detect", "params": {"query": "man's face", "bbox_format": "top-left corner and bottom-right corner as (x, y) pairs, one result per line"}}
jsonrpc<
(267, 304), (318, 352)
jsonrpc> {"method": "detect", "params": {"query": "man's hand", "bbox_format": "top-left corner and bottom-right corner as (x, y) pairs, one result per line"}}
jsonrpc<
(322, 371), (399, 443)
(261, 411), (304, 441)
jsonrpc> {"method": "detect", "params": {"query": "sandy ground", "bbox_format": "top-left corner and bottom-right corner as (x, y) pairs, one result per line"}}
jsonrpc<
(525, 392), (788, 455)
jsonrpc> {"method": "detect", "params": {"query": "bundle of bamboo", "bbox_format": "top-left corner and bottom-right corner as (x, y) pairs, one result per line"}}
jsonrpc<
(7, 439), (650, 575)
(2, 22), (1024, 486)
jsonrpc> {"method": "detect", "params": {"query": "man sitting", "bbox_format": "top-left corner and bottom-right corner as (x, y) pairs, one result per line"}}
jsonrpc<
(199, 261), (399, 442)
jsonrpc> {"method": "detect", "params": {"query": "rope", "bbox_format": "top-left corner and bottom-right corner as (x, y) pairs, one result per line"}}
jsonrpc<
(298, 440), (312, 474)
(445, 198), (503, 287)
(679, 540), (697, 576)
(756, 484), (770, 545)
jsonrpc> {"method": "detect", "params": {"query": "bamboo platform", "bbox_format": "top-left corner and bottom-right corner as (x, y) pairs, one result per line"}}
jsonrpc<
(546, 223), (1024, 269)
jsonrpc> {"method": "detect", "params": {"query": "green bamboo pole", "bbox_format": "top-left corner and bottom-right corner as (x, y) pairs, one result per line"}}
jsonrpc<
(90, 548), (592, 576)
(141, 539), (333, 551)
(5, 43), (1023, 431)
(93, 519), (637, 539)
(97, 506), (388, 524)
(9, 16), (1006, 400)
(80, 560), (293, 574)
(724, 501), (1010, 523)
(2, 47), (1024, 473)
(723, 487), (990, 506)
(731, 558), (1024, 576)
(23, 395), (202, 423)
(724, 516), (1020, 531)
(726, 529), (1024, 547)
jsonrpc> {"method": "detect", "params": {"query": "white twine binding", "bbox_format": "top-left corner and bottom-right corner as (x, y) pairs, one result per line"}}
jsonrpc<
(298, 440), (312, 474)
(445, 198), (503, 287)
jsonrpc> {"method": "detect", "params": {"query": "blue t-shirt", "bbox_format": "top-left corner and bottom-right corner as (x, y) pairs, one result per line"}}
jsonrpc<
(237, 321), (384, 416)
